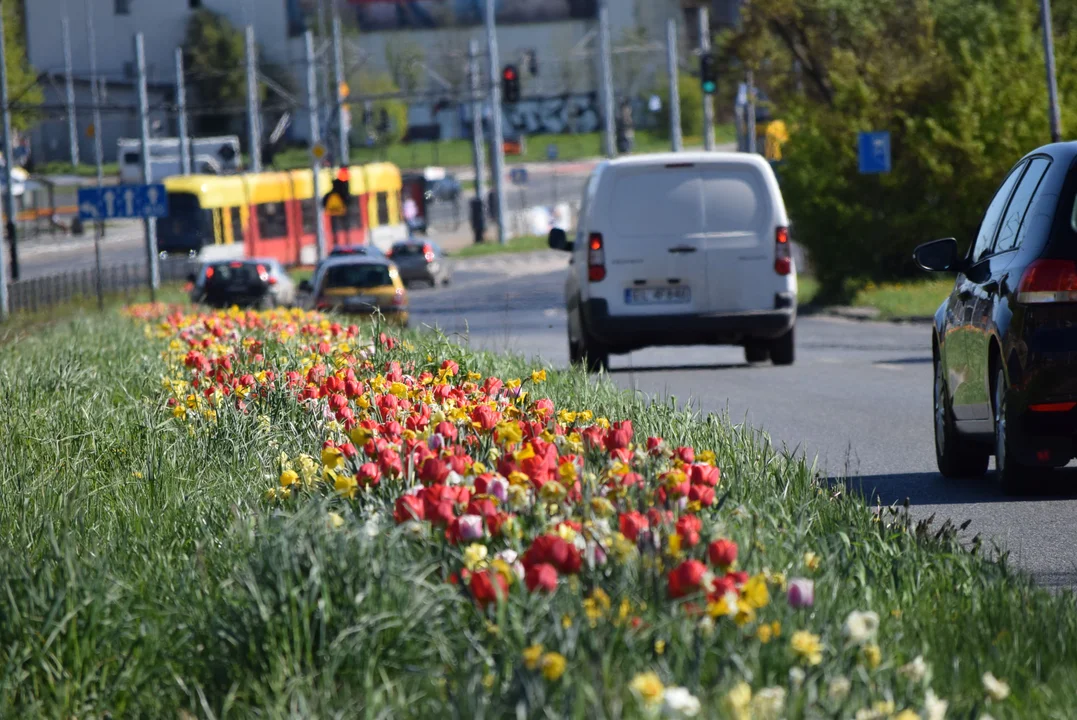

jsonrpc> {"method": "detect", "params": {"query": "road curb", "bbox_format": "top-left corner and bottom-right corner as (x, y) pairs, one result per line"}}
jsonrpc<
(805, 305), (934, 325)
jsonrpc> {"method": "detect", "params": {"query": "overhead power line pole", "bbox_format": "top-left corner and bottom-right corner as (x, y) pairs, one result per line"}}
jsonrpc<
(597, 0), (616, 158)
(666, 18), (683, 152)
(332, 10), (349, 165)
(62, 15), (79, 168)
(135, 33), (159, 299)
(484, 0), (507, 245)
(0, 4), (19, 286)
(246, 26), (262, 172)
(86, 0), (105, 307)
(1040, 0), (1063, 143)
(468, 38), (486, 208)
(699, 7), (715, 151)
(176, 48), (191, 175)
(305, 31), (327, 264)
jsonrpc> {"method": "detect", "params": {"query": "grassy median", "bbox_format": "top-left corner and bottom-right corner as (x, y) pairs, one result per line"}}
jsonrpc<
(0, 305), (1073, 716)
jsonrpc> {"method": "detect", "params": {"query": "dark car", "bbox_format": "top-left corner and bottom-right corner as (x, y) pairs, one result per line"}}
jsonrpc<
(425, 176), (461, 204)
(388, 240), (452, 287)
(328, 244), (387, 260)
(915, 143), (1077, 492)
(188, 259), (294, 309)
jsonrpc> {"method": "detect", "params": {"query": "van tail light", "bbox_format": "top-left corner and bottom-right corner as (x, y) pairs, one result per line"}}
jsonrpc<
(587, 233), (606, 282)
(1029, 401), (1077, 412)
(1017, 259), (1077, 303)
(422, 243), (435, 262)
(774, 226), (792, 276)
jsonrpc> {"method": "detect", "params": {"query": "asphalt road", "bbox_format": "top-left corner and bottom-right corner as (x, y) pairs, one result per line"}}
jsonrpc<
(410, 252), (1077, 589)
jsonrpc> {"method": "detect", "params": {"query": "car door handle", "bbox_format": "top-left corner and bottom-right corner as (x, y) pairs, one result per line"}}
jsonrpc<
(668, 246), (697, 254)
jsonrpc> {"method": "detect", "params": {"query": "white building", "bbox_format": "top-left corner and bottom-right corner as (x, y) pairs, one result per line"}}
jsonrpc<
(22, 0), (702, 160)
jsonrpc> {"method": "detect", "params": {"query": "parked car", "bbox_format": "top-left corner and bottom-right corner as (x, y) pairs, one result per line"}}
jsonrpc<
(299, 255), (408, 326)
(328, 244), (387, 260)
(425, 176), (462, 204)
(550, 152), (797, 372)
(388, 239), (452, 287)
(914, 143), (1077, 492)
(188, 258), (296, 309)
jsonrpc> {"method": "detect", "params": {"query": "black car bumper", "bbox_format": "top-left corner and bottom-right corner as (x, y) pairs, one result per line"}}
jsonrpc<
(582, 298), (795, 353)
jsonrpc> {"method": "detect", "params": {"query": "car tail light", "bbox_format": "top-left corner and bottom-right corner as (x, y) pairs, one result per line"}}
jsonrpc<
(1029, 401), (1077, 412)
(230, 261), (243, 268)
(205, 266), (215, 279)
(423, 243), (435, 262)
(774, 226), (792, 276)
(587, 233), (606, 282)
(315, 299), (330, 310)
(256, 264), (270, 283)
(1017, 259), (1077, 303)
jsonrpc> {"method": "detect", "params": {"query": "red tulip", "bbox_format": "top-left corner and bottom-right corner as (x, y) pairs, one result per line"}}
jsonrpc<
(525, 563), (559, 592)
(668, 559), (708, 599)
(675, 514), (702, 547)
(708, 539), (738, 569)
(394, 495), (424, 524)
(619, 511), (649, 542)
(420, 456), (450, 485)
(469, 570), (508, 609)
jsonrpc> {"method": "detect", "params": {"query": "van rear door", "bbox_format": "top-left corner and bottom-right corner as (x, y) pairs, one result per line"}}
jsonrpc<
(698, 164), (776, 313)
(602, 164), (709, 316)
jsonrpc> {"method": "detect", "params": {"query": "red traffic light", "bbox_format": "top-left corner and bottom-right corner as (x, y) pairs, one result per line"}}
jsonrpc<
(503, 68), (516, 81)
(337, 167), (350, 182)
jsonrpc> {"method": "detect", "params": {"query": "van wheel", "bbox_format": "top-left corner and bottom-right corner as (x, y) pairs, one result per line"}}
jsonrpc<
(581, 334), (609, 373)
(568, 332), (583, 366)
(744, 342), (770, 364)
(770, 327), (795, 366)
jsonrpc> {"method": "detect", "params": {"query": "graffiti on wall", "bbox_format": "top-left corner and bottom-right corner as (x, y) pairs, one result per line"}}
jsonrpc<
(503, 94), (601, 135)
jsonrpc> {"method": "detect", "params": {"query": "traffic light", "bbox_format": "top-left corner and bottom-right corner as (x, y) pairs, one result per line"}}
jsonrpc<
(332, 167), (351, 203)
(324, 167), (351, 217)
(502, 64), (520, 103)
(700, 53), (717, 95)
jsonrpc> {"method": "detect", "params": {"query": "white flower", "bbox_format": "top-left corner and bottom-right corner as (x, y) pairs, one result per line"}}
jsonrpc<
(445, 470), (465, 486)
(924, 689), (948, 720)
(827, 675), (851, 702)
(842, 610), (880, 646)
(661, 687), (701, 718)
(897, 655), (928, 683)
(982, 672), (1010, 701)
(749, 687), (786, 720)
(789, 667), (805, 689)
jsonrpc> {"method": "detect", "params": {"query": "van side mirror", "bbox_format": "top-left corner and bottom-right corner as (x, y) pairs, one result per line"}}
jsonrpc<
(548, 228), (572, 252)
(913, 238), (962, 272)
(298, 280), (313, 294)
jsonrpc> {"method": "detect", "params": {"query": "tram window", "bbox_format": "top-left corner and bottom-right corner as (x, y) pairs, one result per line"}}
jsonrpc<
(230, 207), (244, 243)
(349, 195), (364, 228)
(256, 201), (288, 239)
(301, 198), (318, 235)
(376, 192), (390, 225)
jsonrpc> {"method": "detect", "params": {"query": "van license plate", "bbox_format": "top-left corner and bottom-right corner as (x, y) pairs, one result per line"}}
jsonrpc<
(625, 287), (691, 305)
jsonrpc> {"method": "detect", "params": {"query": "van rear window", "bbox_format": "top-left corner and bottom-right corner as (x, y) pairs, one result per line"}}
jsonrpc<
(609, 169), (702, 237)
(701, 169), (766, 234)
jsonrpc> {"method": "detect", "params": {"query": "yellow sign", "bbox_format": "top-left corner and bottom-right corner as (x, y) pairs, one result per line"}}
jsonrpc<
(339, 82), (350, 99)
(87, 123), (95, 139)
(313, 143), (327, 160)
(325, 192), (347, 217)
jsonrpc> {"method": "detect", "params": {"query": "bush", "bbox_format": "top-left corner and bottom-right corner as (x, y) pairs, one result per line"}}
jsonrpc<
(726, 0), (1076, 299)
(653, 74), (705, 140)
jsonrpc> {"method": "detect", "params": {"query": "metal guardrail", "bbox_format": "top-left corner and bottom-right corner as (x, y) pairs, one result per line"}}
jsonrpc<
(7, 258), (195, 314)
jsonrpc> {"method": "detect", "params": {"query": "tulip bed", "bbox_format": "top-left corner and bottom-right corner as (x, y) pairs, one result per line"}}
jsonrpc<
(3, 307), (1077, 717)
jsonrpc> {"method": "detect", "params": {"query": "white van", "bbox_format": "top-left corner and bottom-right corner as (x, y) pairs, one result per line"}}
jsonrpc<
(550, 152), (797, 371)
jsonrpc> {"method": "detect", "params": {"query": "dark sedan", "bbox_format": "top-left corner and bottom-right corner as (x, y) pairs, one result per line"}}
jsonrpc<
(915, 142), (1077, 493)
(388, 240), (452, 287)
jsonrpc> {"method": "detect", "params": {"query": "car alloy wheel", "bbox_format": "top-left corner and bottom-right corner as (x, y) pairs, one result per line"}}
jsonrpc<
(933, 353), (988, 479)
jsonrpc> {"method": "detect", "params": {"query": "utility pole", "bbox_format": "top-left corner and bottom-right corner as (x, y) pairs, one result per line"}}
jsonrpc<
(316, 0), (331, 142)
(86, 0), (105, 307)
(332, 11), (349, 165)
(135, 34), (159, 299)
(305, 31), (328, 264)
(597, 0), (616, 158)
(62, 15), (79, 168)
(699, 7), (715, 151)
(747, 70), (757, 154)
(666, 18), (683, 152)
(484, 0), (507, 245)
(245, 26), (262, 172)
(468, 38), (487, 244)
(0, 4), (19, 286)
(176, 48), (191, 175)
(1041, 0), (1063, 143)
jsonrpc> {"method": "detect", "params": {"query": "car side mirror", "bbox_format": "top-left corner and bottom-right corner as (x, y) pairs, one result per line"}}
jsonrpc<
(548, 227), (573, 252)
(298, 280), (313, 294)
(913, 238), (962, 272)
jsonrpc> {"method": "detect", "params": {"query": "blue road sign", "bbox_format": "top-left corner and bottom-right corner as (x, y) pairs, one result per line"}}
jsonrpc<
(546, 144), (559, 161)
(858, 131), (891, 174)
(510, 167), (529, 186)
(78, 184), (169, 220)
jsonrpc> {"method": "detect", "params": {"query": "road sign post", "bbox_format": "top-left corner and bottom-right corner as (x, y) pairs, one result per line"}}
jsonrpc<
(858, 132), (892, 174)
(78, 185), (170, 222)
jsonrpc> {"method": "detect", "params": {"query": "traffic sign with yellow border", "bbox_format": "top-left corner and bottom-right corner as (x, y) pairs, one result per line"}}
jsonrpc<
(324, 192), (347, 217)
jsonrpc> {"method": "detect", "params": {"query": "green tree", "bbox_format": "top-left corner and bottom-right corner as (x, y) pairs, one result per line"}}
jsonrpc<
(723, 0), (1069, 299)
(653, 73), (704, 140)
(183, 9), (296, 142)
(384, 43), (425, 95)
(349, 72), (408, 146)
(4, 0), (42, 131)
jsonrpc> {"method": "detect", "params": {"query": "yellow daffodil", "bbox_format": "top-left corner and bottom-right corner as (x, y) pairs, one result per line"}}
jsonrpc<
(723, 682), (752, 720)
(861, 643), (882, 670)
(558, 410), (577, 424)
(540, 652), (566, 681)
(522, 644), (543, 670)
(334, 473), (358, 499)
(279, 469), (299, 488)
(463, 543), (488, 571)
(790, 630), (823, 666)
(321, 446), (344, 471)
(530, 369), (547, 383)
(803, 551), (821, 572)
(629, 672), (665, 707)
(741, 574), (771, 610)
(540, 481), (567, 504)
(328, 512), (345, 528)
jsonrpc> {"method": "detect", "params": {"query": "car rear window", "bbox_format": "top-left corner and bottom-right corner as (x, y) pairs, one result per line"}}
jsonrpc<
(324, 264), (393, 289)
(207, 263), (260, 286)
(391, 244), (425, 258)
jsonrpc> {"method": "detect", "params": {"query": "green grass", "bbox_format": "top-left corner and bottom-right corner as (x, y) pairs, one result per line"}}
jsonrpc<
(38, 161), (120, 178)
(797, 275), (820, 307)
(2, 304), (1076, 715)
(850, 277), (954, 319)
(450, 234), (549, 258)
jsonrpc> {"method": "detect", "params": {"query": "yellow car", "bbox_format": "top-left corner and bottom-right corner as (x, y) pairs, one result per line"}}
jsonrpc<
(301, 256), (409, 326)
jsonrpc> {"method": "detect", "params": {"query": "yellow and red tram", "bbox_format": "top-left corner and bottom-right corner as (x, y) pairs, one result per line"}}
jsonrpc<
(159, 162), (408, 265)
